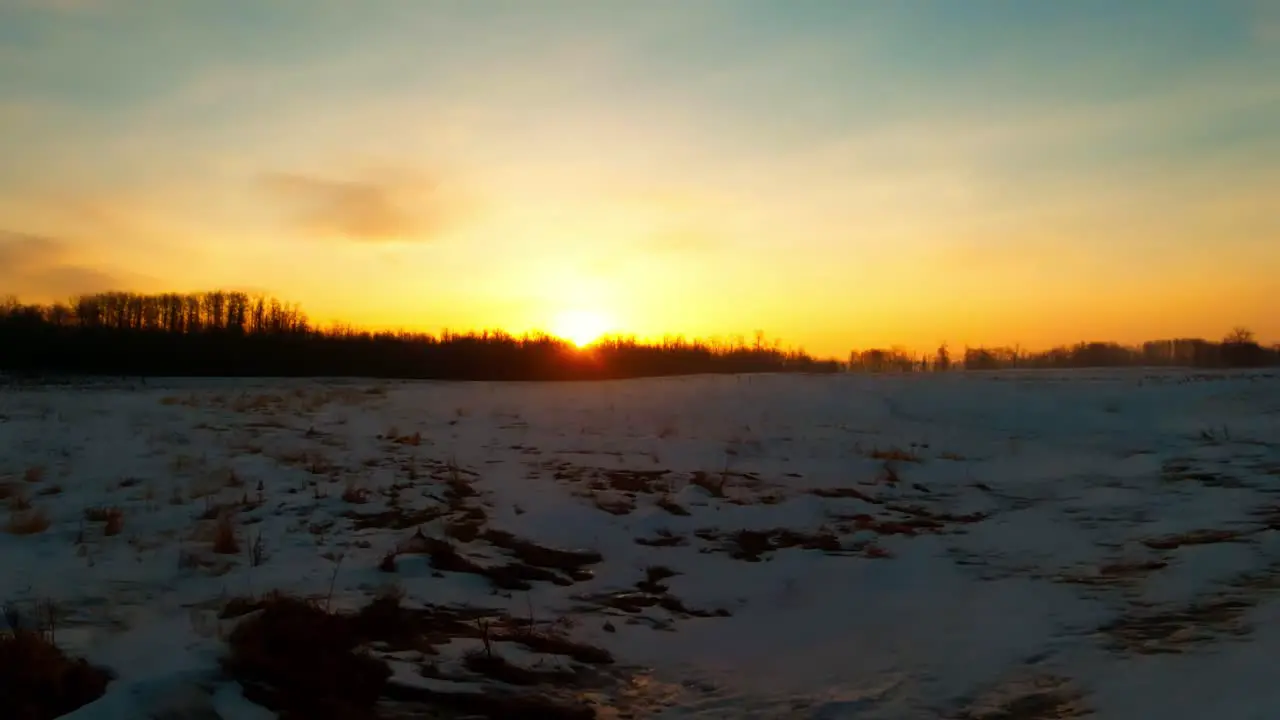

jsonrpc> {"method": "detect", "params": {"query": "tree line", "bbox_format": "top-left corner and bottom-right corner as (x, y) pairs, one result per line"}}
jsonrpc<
(0, 291), (839, 380)
(848, 328), (1279, 372)
(1, 291), (1274, 380)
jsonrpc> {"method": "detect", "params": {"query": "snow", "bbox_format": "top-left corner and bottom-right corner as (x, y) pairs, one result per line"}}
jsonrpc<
(2, 370), (1279, 718)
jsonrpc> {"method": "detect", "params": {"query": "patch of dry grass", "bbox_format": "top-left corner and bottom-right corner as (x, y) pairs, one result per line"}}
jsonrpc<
(23, 466), (46, 484)
(636, 565), (679, 594)
(481, 530), (602, 577)
(656, 495), (690, 516)
(6, 508), (51, 535)
(223, 591), (603, 720)
(104, 509), (124, 537)
(720, 527), (844, 561)
(378, 551), (398, 573)
(391, 432), (421, 447)
(84, 506), (116, 522)
(277, 450), (336, 477)
(810, 485), (880, 503)
(160, 394), (199, 407)
(867, 446), (922, 463)
(495, 626), (614, 665)
(83, 506), (125, 537)
(0, 622), (112, 719)
(341, 480), (370, 504)
(877, 461), (903, 484)
(1143, 528), (1247, 550)
(1100, 598), (1253, 654)
(461, 647), (578, 686)
(213, 512), (240, 554)
(8, 491), (32, 512)
(404, 529), (593, 591)
(688, 471), (728, 498)
(635, 530), (687, 548)
(230, 393), (286, 413)
(955, 673), (1089, 719)
(223, 595), (390, 719)
(1057, 560), (1169, 588)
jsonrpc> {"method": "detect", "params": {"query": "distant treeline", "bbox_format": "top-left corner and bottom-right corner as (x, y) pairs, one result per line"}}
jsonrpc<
(0, 291), (839, 380)
(849, 330), (1280, 372)
(1, 292), (1275, 380)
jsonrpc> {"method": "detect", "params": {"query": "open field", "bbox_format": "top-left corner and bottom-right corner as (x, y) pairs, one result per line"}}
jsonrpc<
(3, 370), (1280, 718)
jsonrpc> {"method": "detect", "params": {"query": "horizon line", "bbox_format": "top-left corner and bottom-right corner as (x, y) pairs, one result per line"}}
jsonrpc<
(2, 289), (1275, 360)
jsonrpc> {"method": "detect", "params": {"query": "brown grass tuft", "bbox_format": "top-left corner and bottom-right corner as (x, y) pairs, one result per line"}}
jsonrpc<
(378, 551), (398, 573)
(8, 491), (32, 512)
(495, 626), (615, 665)
(867, 447), (922, 463)
(865, 544), (892, 559)
(213, 512), (240, 554)
(103, 508), (124, 537)
(688, 471), (727, 498)
(0, 625), (112, 719)
(393, 432), (421, 447)
(1100, 598), (1252, 654)
(878, 461), (902, 485)
(656, 495), (690, 516)
(222, 595), (391, 719)
(1143, 528), (1246, 550)
(6, 508), (51, 535)
(23, 466), (46, 483)
(462, 648), (578, 686)
(341, 480), (370, 504)
(637, 565), (679, 594)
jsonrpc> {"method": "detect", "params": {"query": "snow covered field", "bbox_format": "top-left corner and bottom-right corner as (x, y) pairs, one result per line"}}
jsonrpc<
(3, 370), (1280, 719)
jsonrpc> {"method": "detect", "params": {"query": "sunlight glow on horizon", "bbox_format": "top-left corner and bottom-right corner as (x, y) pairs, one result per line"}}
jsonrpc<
(549, 309), (613, 348)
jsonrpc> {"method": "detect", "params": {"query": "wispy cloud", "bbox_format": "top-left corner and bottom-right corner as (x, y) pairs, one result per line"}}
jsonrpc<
(0, 229), (149, 299)
(261, 171), (466, 243)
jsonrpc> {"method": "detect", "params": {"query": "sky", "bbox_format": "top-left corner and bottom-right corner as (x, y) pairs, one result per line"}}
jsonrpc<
(1, 0), (1277, 356)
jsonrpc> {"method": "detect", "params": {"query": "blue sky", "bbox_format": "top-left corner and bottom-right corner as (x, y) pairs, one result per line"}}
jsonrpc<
(1, 0), (1277, 352)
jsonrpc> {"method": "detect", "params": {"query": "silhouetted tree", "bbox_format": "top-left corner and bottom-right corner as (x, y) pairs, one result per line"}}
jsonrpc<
(934, 343), (951, 372)
(1225, 327), (1256, 345)
(1221, 327), (1268, 368)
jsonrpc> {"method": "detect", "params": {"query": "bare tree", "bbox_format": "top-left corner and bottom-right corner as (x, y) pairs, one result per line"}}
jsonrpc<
(1224, 327), (1255, 345)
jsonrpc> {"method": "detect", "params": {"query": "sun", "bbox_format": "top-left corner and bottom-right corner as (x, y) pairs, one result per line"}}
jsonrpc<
(551, 309), (611, 347)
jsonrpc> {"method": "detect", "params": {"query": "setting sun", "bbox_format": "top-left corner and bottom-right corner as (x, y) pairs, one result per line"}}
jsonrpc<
(551, 309), (611, 347)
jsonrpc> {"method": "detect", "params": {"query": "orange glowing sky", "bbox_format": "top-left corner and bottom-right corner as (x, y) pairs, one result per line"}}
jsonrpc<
(2, 1), (1277, 356)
